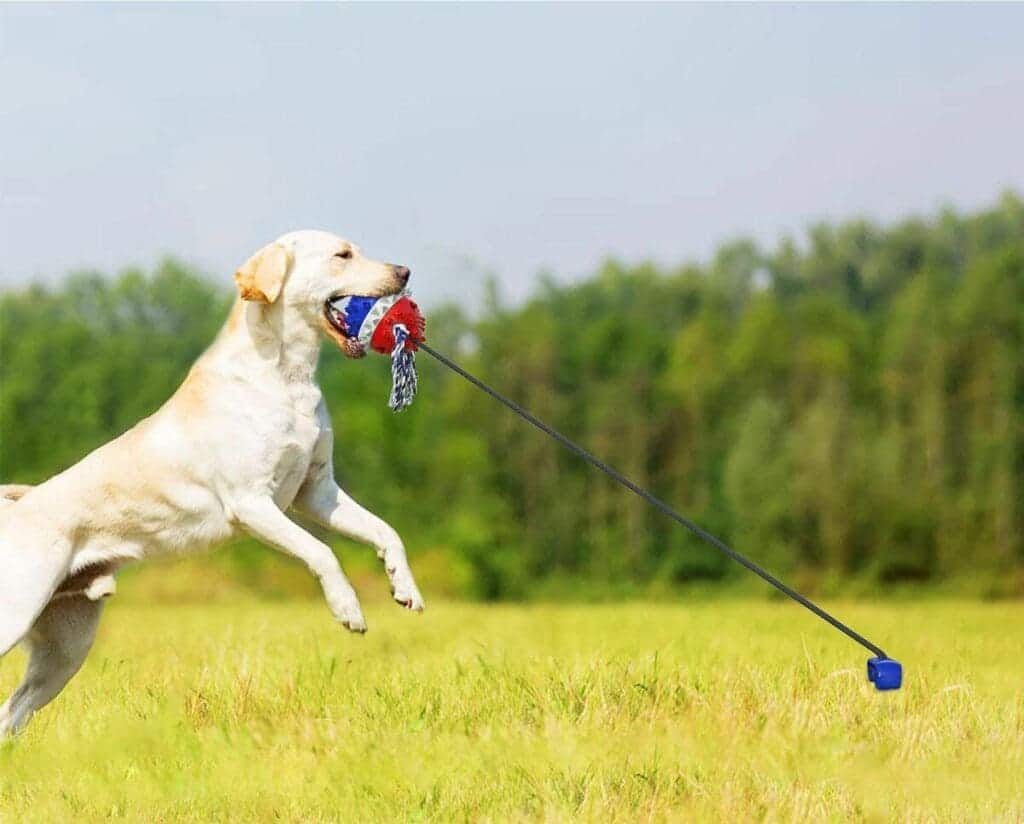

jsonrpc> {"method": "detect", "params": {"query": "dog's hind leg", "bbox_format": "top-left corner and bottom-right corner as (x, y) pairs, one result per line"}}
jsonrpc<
(0, 595), (103, 737)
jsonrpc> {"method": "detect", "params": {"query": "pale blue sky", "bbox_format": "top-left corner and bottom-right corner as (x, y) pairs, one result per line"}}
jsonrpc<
(2, 3), (1022, 307)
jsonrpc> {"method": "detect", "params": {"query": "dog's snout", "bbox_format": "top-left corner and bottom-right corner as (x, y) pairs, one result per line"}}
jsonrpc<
(394, 265), (411, 285)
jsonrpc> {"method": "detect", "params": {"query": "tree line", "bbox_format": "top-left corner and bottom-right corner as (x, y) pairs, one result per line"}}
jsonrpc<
(2, 193), (1021, 598)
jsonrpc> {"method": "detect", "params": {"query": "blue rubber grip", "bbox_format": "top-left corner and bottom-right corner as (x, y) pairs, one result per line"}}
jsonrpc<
(867, 657), (903, 691)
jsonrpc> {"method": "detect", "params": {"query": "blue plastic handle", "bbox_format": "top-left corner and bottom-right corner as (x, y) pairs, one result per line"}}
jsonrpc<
(867, 657), (903, 691)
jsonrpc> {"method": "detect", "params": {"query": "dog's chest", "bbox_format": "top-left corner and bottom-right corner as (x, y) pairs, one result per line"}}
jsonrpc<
(268, 384), (324, 506)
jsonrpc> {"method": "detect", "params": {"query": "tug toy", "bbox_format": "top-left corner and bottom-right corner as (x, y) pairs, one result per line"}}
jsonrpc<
(328, 290), (425, 411)
(344, 290), (901, 691)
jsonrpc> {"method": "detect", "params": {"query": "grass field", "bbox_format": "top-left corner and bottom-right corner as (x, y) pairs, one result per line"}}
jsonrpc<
(1, 598), (1022, 822)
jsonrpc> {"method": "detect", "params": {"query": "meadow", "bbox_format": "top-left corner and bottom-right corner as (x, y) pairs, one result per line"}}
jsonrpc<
(1, 596), (1021, 822)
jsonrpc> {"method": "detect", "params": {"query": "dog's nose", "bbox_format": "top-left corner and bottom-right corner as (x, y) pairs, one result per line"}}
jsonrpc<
(394, 265), (411, 285)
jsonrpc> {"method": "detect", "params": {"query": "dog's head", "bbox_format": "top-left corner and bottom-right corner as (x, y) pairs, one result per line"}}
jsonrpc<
(233, 230), (410, 358)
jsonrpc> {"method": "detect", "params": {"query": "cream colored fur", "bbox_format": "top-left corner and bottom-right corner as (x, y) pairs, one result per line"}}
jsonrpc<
(0, 230), (423, 736)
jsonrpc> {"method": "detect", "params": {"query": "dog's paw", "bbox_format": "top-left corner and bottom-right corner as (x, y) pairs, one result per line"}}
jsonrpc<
(341, 614), (368, 634)
(329, 591), (367, 634)
(339, 605), (367, 634)
(391, 578), (425, 612)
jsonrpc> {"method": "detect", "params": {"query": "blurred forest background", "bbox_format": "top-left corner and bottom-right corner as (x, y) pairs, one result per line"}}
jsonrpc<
(1, 194), (1022, 600)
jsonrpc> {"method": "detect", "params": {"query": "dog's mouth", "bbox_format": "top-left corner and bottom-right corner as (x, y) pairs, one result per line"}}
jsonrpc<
(321, 294), (368, 359)
(324, 295), (351, 337)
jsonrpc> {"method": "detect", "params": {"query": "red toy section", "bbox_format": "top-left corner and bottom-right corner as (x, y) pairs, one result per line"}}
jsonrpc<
(369, 295), (426, 353)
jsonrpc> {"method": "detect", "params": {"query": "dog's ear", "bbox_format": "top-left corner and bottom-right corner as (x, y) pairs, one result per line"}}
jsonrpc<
(234, 243), (292, 304)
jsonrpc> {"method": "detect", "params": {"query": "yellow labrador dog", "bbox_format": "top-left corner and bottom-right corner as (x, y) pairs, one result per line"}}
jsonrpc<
(0, 230), (424, 736)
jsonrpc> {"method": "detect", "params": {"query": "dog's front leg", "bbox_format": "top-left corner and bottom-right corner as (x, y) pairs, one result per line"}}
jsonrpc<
(233, 499), (367, 633)
(294, 473), (425, 612)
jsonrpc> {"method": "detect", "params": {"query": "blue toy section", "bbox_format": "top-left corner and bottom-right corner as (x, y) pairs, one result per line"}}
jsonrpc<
(867, 657), (903, 691)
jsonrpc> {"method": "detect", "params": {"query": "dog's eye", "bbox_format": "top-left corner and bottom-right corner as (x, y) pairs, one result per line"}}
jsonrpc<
(334, 250), (353, 260)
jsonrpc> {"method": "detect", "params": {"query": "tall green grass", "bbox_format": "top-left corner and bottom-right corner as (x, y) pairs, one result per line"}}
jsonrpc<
(1, 600), (1021, 821)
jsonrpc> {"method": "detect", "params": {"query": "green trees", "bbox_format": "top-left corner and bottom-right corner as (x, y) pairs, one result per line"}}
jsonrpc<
(1, 194), (1021, 597)
(441, 193), (1023, 595)
(0, 262), (230, 482)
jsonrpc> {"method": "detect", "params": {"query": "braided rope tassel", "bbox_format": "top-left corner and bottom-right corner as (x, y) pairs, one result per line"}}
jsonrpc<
(388, 324), (418, 412)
